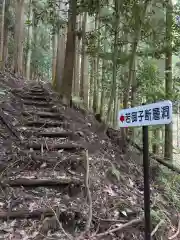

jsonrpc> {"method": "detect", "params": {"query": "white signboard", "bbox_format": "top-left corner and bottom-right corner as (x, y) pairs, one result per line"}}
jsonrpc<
(118, 100), (172, 127)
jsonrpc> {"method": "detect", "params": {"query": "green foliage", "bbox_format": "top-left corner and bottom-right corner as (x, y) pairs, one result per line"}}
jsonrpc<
(136, 59), (165, 102)
(110, 164), (120, 181)
(159, 168), (180, 210)
(31, 33), (52, 79)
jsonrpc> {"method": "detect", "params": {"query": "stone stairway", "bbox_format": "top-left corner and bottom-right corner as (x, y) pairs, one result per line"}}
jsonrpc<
(0, 85), (88, 239)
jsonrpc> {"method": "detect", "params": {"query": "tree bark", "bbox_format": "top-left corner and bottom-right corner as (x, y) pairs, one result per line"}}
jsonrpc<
(0, 0), (5, 70)
(2, 177), (81, 188)
(52, 33), (58, 83)
(152, 128), (160, 155)
(100, 26), (107, 119)
(26, 0), (33, 81)
(73, 15), (81, 96)
(164, 0), (173, 161)
(89, 57), (94, 109)
(79, 12), (88, 102)
(123, 0), (150, 109)
(106, 0), (119, 124)
(61, 0), (77, 105)
(26, 142), (83, 151)
(14, 0), (25, 74)
(53, 28), (66, 90)
(92, 10), (100, 113)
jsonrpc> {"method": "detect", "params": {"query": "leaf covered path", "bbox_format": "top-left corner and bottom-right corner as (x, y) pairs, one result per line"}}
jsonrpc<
(0, 76), (178, 239)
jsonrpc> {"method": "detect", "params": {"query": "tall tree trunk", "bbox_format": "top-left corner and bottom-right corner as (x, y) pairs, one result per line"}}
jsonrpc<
(92, 56), (97, 113)
(121, 0), (149, 152)
(164, 0), (173, 161)
(14, 0), (25, 74)
(79, 12), (89, 106)
(3, 19), (8, 66)
(79, 12), (87, 99)
(3, 0), (9, 67)
(52, 33), (58, 83)
(53, 28), (66, 90)
(100, 60), (106, 118)
(83, 54), (89, 106)
(123, 0), (149, 109)
(113, 88), (119, 129)
(26, 0), (33, 81)
(152, 128), (160, 155)
(73, 15), (81, 96)
(61, 0), (77, 105)
(106, 0), (119, 124)
(100, 26), (107, 119)
(92, 11), (100, 113)
(129, 59), (136, 139)
(0, 0), (6, 70)
(89, 57), (94, 109)
(177, 103), (179, 148)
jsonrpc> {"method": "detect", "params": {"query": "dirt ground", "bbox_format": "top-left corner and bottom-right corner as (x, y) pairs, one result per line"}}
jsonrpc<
(0, 70), (178, 240)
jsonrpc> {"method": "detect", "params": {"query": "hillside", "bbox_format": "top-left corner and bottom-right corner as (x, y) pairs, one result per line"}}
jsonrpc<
(0, 71), (178, 240)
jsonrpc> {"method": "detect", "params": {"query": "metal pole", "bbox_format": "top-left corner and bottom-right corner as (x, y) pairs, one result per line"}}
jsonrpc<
(143, 125), (151, 240)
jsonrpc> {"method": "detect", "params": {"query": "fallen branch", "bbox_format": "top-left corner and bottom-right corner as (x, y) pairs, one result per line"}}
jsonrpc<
(15, 93), (47, 101)
(23, 100), (52, 107)
(76, 150), (92, 240)
(0, 159), (21, 178)
(26, 142), (83, 151)
(22, 111), (64, 119)
(85, 149), (92, 232)
(43, 201), (74, 240)
(93, 217), (143, 238)
(11, 89), (45, 95)
(1, 177), (82, 187)
(0, 206), (60, 220)
(27, 91), (46, 96)
(37, 131), (74, 139)
(30, 153), (82, 163)
(168, 214), (180, 240)
(25, 120), (68, 128)
(127, 138), (180, 175)
(0, 108), (20, 140)
(151, 220), (164, 237)
(93, 214), (127, 223)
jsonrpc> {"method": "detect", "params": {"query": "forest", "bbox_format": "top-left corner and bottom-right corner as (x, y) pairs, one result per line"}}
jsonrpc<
(0, 0), (180, 239)
(2, 0), (180, 160)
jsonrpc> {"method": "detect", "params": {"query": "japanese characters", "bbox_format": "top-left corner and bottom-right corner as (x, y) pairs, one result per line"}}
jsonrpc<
(118, 101), (172, 127)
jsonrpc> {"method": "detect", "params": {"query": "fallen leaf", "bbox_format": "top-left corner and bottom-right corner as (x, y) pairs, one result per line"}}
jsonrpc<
(40, 162), (47, 168)
(31, 231), (39, 238)
(58, 149), (64, 153)
(129, 178), (134, 187)
(104, 185), (117, 196)
(121, 211), (127, 217)
(29, 202), (37, 212)
(0, 202), (4, 207)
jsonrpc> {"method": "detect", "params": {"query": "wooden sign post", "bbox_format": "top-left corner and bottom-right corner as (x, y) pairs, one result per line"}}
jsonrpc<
(118, 100), (173, 240)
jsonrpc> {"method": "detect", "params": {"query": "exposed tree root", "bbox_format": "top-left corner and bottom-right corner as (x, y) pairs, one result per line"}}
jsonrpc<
(93, 217), (143, 238)
(0, 206), (79, 220)
(26, 142), (83, 151)
(127, 137), (180, 174)
(0, 108), (21, 140)
(23, 100), (52, 107)
(22, 111), (64, 119)
(27, 91), (47, 96)
(168, 214), (180, 240)
(77, 150), (92, 240)
(36, 131), (75, 139)
(1, 177), (82, 187)
(24, 120), (67, 128)
(16, 94), (48, 101)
